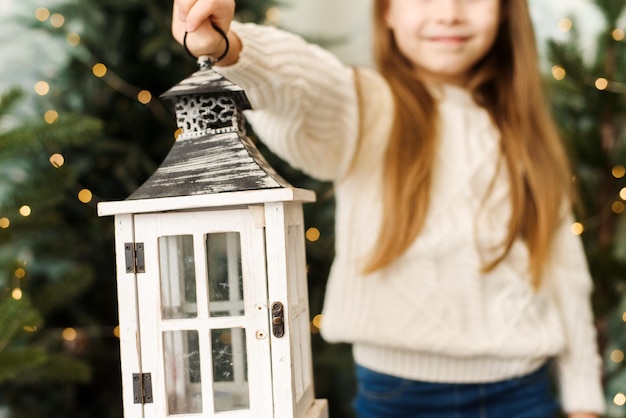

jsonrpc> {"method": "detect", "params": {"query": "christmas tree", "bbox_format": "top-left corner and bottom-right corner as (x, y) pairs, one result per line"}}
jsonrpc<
(0, 1), (335, 417)
(546, 0), (626, 416)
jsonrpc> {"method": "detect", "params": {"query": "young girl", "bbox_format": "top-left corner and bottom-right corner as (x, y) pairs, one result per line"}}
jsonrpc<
(172, 0), (605, 416)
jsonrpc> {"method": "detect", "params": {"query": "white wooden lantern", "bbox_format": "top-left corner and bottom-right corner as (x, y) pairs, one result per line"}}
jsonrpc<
(97, 66), (328, 418)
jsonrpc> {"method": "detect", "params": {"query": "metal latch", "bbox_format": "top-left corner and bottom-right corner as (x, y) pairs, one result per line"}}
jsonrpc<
(271, 302), (285, 338)
(125, 242), (145, 273)
(133, 373), (153, 404)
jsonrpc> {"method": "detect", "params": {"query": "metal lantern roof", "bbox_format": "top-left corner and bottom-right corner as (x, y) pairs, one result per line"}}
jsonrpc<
(127, 67), (290, 201)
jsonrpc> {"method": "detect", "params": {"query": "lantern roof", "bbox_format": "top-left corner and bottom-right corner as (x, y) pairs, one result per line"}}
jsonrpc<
(97, 67), (315, 217)
(159, 66), (251, 112)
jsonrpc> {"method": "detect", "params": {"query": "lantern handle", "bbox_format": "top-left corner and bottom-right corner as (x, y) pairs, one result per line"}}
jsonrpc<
(183, 23), (230, 69)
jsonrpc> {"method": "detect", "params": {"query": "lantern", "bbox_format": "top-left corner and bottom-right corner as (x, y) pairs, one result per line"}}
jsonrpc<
(98, 62), (328, 418)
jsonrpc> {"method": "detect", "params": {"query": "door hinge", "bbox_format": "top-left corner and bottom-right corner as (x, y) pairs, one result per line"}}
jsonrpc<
(133, 373), (153, 404)
(125, 242), (145, 273)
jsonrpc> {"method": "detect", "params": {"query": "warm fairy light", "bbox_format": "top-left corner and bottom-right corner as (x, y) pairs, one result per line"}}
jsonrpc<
(615, 393), (626, 407)
(174, 128), (184, 139)
(312, 314), (323, 329)
(613, 29), (625, 41)
(19, 206), (32, 217)
(611, 201), (625, 214)
(35, 7), (50, 22)
(611, 349), (625, 363)
(595, 78), (608, 90)
(78, 189), (93, 204)
(50, 153), (65, 168)
(306, 227), (321, 242)
(23, 325), (38, 333)
(113, 326), (120, 338)
(557, 18), (573, 32)
(613, 165), (626, 178)
(62, 327), (78, 341)
(137, 90), (152, 104)
(12, 288), (23, 300)
(50, 13), (65, 28)
(570, 222), (584, 235)
(0, 217), (9, 228)
(623, 311), (626, 322)
(15, 268), (26, 279)
(66, 32), (80, 46)
(620, 187), (626, 200)
(92, 63), (107, 78)
(551, 65), (566, 81)
(34, 81), (50, 96)
(44, 110), (59, 124)
(265, 7), (281, 25)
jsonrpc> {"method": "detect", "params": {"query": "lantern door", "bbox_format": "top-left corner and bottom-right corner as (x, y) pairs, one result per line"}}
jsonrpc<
(133, 207), (272, 418)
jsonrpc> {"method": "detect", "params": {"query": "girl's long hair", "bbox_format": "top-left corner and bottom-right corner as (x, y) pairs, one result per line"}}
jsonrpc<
(365, 0), (572, 287)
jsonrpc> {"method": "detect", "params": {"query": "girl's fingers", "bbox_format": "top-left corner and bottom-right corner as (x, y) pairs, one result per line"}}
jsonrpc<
(183, 0), (235, 33)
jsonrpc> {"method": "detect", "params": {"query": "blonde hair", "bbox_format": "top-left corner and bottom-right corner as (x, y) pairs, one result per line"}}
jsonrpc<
(365, 0), (572, 287)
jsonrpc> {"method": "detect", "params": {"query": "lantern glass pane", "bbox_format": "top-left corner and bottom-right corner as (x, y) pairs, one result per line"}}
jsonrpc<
(211, 328), (249, 412)
(163, 330), (202, 414)
(159, 235), (197, 319)
(206, 232), (244, 317)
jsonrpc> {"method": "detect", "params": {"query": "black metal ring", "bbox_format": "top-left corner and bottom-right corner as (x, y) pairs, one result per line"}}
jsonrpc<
(183, 22), (230, 66)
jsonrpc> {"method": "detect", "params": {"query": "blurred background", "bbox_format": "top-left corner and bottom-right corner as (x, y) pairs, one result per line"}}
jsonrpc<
(0, 0), (624, 417)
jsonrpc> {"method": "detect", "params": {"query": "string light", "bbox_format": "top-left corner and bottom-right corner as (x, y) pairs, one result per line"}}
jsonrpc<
(137, 90), (152, 104)
(613, 29), (625, 42)
(35, 7), (50, 22)
(611, 201), (625, 214)
(12, 288), (23, 300)
(612, 165), (626, 178)
(615, 393), (626, 407)
(557, 18), (573, 32)
(265, 7), (281, 25)
(551, 65), (566, 81)
(49, 13), (65, 28)
(92, 63), (107, 78)
(623, 311), (626, 322)
(23, 325), (38, 333)
(50, 153), (65, 168)
(174, 128), (183, 139)
(620, 187), (626, 200)
(311, 314), (323, 334)
(113, 326), (120, 338)
(570, 222), (584, 235)
(44, 110), (59, 124)
(14, 268), (26, 279)
(595, 78), (608, 90)
(0, 217), (9, 228)
(62, 327), (78, 341)
(78, 189), (93, 204)
(19, 206), (31, 217)
(306, 227), (321, 242)
(611, 349), (625, 363)
(66, 32), (80, 47)
(34, 81), (50, 96)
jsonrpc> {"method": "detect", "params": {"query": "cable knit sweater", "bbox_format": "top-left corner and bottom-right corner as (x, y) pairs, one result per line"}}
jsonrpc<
(217, 22), (605, 414)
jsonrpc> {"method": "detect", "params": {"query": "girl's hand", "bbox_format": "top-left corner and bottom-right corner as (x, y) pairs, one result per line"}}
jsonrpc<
(171, 0), (239, 64)
(567, 413), (600, 418)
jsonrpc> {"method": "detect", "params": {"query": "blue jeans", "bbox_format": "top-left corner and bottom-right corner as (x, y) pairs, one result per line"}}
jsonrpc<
(354, 363), (559, 418)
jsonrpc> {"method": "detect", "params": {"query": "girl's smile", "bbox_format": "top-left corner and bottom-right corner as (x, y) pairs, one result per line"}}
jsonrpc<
(384, 0), (501, 85)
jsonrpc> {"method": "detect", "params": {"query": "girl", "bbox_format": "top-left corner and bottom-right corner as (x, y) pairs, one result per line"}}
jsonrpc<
(172, 0), (605, 416)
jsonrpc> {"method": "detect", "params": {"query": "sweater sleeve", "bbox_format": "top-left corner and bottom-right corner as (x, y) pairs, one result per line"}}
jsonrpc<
(547, 213), (606, 414)
(215, 22), (360, 181)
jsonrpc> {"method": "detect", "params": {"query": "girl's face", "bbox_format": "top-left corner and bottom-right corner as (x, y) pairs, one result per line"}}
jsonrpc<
(384, 0), (501, 85)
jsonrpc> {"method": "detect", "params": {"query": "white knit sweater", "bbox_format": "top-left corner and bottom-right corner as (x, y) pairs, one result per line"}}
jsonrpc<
(218, 22), (605, 414)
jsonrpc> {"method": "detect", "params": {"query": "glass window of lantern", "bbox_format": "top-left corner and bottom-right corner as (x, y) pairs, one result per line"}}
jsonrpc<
(206, 232), (244, 317)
